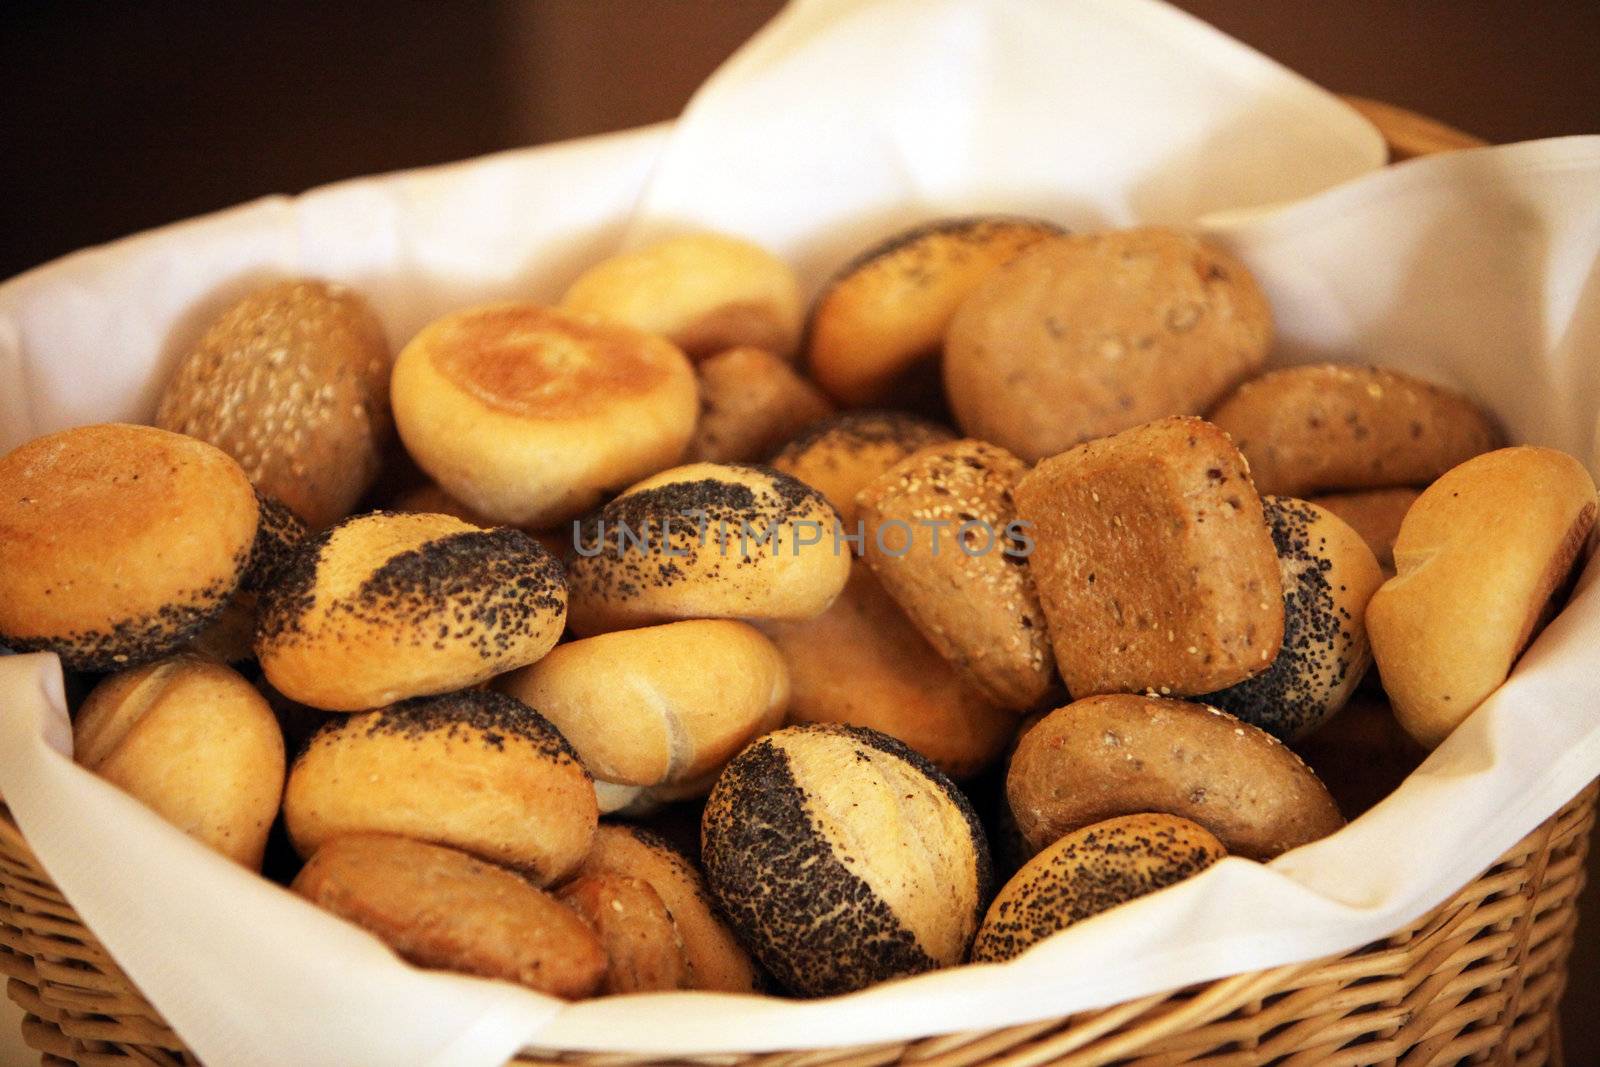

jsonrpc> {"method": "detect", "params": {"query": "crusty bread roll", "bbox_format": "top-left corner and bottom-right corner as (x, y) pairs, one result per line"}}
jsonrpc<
(1201, 498), (1383, 741)
(75, 654), (284, 868)
(1209, 364), (1502, 497)
(499, 620), (788, 788)
(1309, 487), (1420, 575)
(1008, 695), (1343, 861)
(284, 690), (597, 884)
(1367, 447), (1597, 749)
(1014, 416), (1283, 697)
(391, 303), (697, 527)
(944, 228), (1272, 461)
(558, 874), (692, 994)
(761, 562), (1015, 779)
(971, 814), (1225, 962)
(687, 347), (834, 463)
(702, 724), (992, 996)
(293, 834), (605, 998)
(0, 424), (259, 671)
(806, 216), (1062, 405)
(560, 233), (803, 359)
(566, 463), (850, 635)
(857, 439), (1054, 710)
(769, 411), (955, 527)
(255, 511), (566, 711)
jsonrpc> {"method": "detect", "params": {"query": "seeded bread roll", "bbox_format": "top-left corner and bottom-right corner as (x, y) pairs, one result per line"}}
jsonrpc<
(558, 874), (691, 994)
(770, 411), (956, 527)
(1008, 695), (1343, 861)
(1200, 498), (1383, 741)
(156, 279), (391, 529)
(971, 814), (1225, 962)
(944, 228), (1272, 461)
(702, 724), (992, 996)
(806, 216), (1063, 406)
(293, 834), (605, 998)
(255, 511), (566, 711)
(1014, 417), (1283, 697)
(75, 654), (284, 868)
(566, 463), (850, 635)
(391, 303), (697, 528)
(560, 233), (803, 359)
(687, 347), (834, 463)
(1367, 447), (1597, 749)
(284, 690), (597, 884)
(1309, 487), (1420, 575)
(857, 439), (1054, 710)
(0, 424), (259, 671)
(192, 493), (310, 663)
(1209, 364), (1502, 497)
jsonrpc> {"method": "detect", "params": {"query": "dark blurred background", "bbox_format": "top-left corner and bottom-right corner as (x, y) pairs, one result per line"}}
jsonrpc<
(1, 0), (1597, 1061)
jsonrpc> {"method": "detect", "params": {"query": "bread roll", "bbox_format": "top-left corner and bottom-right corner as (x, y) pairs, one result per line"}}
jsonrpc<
(1209, 364), (1502, 496)
(944, 228), (1272, 460)
(284, 690), (597, 884)
(293, 834), (605, 998)
(75, 654), (284, 868)
(255, 511), (566, 711)
(391, 303), (697, 527)
(1008, 695), (1343, 861)
(1367, 447), (1597, 749)
(686, 347), (834, 463)
(702, 724), (991, 996)
(806, 216), (1062, 405)
(558, 874), (691, 994)
(1014, 416), (1283, 697)
(857, 439), (1054, 710)
(1309, 487), (1420, 574)
(971, 814), (1225, 962)
(0, 424), (259, 670)
(770, 411), (955, 527)
(566, 463), (850, 635)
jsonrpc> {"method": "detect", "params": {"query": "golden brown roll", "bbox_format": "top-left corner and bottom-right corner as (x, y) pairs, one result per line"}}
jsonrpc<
(971, 814), (1225, 962)
(1367, 447), (1597, 749)
(293, 834), (605, 998)
(769, 410), (955, 527)
(701, 724), (992, 996)
(1007, 694), (1343, 861)
(1014, 416), (1283, 697)
(686, 347), (834, 463)
(1209, 364), (1502, 497)
(0, 424), (259, 671)
(255, 511), (566, 711)
(156, 279), (391, 529)
(75, 654), (284, 868)
(391, 303), (697, 527)
(558, 874), (691, 994)
(565, 463), (850, 635)
(943, 228), (1272, 461)
(1309, 486), (1420, 574)
(284, 690), (597, 884)
(560, 233), (803, 359)
(806, 216), (1062, 405)
(857, 439), (1054, 710)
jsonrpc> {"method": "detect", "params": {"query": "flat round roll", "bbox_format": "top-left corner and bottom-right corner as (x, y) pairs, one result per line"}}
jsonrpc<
(391, 303), (697, 527)
(499, 620), (789, 788)
(1309, 486), (1420, 575)
(565, 463), (850, 635)
(806, 216), (1062, 405)
(1367, 446), (1597, 749)
(156, 279), (391, 528)
(687, 347), (834, 463)
(857, 439), (1054, 710)
(1209, 364), (1502, 496)
(770, 411), (955, 527)
(558, 874), (691, 994)
(702, 724), (992, 997)
(1201, 498), (1384, 741)
(1008, 694), (1343, 861)
(284, 690), (597, 884)
(0, 424), (259, 670)
(256, 511), (566, 711)
(293, 834), (605, 999)
(971, 814), (1225, 962)
(560, 232), (803, 359)
(75, 654), (285, 868)
(944, 228), (1272, 461)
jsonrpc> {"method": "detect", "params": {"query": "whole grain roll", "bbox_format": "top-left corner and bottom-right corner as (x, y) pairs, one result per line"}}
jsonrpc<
(770, 411), (955, 527)
(687, 347), (834, 463)
(558, 874), (692, 994)
(0, 424), (259, 671)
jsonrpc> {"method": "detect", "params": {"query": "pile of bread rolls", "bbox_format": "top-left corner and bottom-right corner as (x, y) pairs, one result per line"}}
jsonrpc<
(1, 219), (1593, 1000)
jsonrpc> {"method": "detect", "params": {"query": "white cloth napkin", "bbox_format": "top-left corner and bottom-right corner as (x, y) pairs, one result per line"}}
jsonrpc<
(3, 1), (1598, 1064)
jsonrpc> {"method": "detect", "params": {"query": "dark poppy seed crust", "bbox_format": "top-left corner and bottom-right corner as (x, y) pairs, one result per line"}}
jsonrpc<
(241, 492), (309, 593)
(302, 689), (585, 772)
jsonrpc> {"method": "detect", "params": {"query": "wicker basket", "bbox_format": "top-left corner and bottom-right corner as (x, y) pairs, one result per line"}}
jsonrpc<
(5, 103), (1593, 1067)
